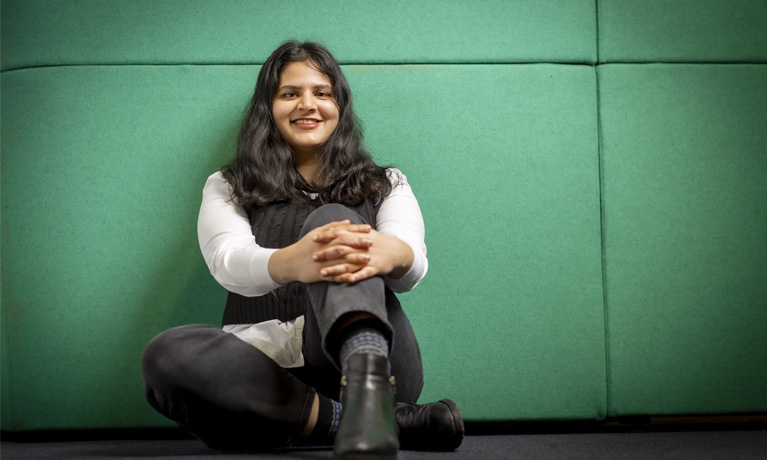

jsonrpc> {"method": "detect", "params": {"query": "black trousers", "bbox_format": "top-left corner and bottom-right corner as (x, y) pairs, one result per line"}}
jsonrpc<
(141, 204), (424, 449)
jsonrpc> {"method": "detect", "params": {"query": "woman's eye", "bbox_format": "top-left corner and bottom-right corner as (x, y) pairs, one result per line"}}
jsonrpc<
(316, 92), (331, 98)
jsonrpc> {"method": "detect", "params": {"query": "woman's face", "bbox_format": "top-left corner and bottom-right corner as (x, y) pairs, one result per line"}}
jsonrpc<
(272, 61), (339, 156)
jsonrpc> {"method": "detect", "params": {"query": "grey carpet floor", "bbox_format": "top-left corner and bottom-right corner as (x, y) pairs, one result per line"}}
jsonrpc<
(3, 431), (767, 460)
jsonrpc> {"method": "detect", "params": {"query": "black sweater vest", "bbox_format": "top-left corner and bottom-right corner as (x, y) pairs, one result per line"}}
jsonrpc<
(222, 198), (379, 326)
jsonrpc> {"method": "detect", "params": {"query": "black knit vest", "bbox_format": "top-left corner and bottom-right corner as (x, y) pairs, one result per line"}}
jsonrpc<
(222, 198), (379, 326)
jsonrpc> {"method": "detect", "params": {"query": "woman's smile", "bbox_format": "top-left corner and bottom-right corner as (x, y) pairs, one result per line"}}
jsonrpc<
(292, 118), (321, 126)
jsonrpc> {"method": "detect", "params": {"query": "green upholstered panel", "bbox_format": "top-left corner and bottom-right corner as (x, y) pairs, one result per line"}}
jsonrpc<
(599, 64), (767, 416)
(1, 63), (604, 429)
(0, 0), (597, 71)
(349, 64), (606, 421)
(599, 0), (767, 63)
(0, 66), (249, 430)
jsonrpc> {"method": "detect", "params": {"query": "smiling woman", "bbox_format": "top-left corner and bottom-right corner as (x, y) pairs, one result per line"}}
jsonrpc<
(140, 41), (464, 459)
(272, 61), (340, 172)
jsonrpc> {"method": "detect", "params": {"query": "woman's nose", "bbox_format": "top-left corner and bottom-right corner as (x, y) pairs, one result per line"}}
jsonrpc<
(298, 93), (316, 111)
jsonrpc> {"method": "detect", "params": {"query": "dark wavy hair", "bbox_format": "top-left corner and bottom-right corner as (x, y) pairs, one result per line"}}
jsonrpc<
(222, 41), (393, 210)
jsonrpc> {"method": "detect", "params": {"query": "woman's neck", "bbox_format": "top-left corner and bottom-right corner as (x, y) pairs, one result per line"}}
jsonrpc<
(293, 150), (320, 184)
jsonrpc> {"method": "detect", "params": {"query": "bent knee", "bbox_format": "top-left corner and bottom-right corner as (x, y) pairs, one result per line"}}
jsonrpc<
(302, 204), (367, 233)
(142, 324), (219, 385)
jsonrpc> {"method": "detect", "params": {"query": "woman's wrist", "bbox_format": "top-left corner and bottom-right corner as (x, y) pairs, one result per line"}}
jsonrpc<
(268, 246), (293, 285)
(381, 234), (414, 280)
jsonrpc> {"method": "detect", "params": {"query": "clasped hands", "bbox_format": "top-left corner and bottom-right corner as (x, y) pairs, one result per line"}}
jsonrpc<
(268, 220), (413, 286)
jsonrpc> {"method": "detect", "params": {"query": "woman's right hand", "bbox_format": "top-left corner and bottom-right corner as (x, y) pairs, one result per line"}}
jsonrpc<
(267, 220), (373, 285)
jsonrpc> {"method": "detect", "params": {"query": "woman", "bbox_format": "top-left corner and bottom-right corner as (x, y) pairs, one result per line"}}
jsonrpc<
(142, 41), (463, 459)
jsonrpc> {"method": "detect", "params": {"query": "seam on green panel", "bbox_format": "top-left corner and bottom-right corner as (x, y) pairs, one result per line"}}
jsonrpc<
(595, 0), (600, 65)
(595, 0), (609, 419)
(5, 61), (766, 75)
(0, 61), (602, 73)
(594, 63), (610, 419)
(593, 60), (767, 65)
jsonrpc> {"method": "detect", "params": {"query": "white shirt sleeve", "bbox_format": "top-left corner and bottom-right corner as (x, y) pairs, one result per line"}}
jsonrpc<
(197, 169), (428, 297)
(197, 172), (280, 297)
(379, 169), (428, 293)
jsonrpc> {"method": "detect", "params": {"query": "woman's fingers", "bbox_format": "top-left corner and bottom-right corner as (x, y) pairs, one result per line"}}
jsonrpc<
(300, 222), (385, 284)
(313, 243), (372, 262)
(312, 224), (371, 244)
(320, 262), (363, 278)
(318, 252), (374, 275)
(313, 246), (371, 263)
(322, 266), (379, 284)
(345, 266), (379, 284)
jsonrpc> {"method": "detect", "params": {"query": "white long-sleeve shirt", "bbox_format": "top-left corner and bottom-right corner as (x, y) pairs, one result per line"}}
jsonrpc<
(197, 168), (428, 297)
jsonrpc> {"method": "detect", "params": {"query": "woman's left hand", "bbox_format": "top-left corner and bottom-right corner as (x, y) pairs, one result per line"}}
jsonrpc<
(312, 228), (414, 284)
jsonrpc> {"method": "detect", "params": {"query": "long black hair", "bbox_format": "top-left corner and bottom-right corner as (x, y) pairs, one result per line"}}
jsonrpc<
(222, 41), (393, 210)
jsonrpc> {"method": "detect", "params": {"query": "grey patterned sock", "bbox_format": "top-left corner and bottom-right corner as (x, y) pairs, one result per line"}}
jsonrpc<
(339, 326), (389, 376)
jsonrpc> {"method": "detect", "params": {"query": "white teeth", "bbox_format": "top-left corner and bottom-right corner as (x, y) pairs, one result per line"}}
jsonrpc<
(294, 119), (318, 124)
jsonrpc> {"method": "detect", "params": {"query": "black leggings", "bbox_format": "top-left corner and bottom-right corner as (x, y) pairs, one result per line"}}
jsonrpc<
(141, 204), (424, 449)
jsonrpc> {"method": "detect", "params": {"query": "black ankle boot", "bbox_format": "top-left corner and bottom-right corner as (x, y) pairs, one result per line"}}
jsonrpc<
(334, 354), (398, 460)
(395, 399), (464, 451)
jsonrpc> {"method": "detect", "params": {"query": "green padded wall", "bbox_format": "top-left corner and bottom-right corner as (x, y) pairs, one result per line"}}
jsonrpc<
(3, 0), (767, 434)
(598, 0), (767, 418)
(1, 61), (605, 429)
(348, 65), (605, 421)
(1, 0), (597, 70)
(599, 64), (767, 416)
(599, 0), (767, 63)
(1, 66), (250, 429)
(2, 0), (606, 431)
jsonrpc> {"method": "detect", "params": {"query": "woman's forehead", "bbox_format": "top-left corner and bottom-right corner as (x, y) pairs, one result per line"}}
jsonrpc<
(278, 61), (333, 86)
